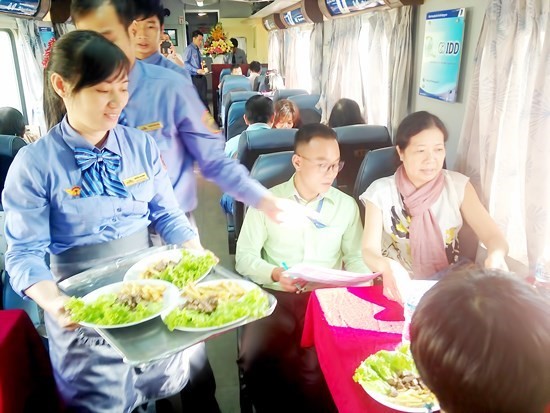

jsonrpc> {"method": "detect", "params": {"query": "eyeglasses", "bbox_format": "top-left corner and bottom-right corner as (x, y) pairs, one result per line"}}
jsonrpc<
(296, 154), (345, 174)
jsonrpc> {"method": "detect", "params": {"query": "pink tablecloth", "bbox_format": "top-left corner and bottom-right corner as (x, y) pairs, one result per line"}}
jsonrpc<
(301, 285), (404, 413)
(0, 310), (63, 413)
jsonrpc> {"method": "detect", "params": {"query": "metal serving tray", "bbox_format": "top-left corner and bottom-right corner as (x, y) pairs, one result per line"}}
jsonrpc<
(58, 246), (277, 367)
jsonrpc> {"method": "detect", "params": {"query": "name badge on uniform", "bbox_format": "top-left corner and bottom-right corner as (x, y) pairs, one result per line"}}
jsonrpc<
(123, 173), (149, 187)
(137, 121), (163, 132)
(65, 186), (81, 197)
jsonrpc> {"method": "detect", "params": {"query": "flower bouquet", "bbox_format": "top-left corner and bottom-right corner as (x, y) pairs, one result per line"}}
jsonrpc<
(203, 23), (234, 58)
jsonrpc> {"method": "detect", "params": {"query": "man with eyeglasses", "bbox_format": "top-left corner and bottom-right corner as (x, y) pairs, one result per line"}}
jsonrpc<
(235, 123), (370, 413)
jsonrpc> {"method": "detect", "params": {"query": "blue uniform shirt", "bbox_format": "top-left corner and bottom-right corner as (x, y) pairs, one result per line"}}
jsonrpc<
(125, 60), (268, 212)
(3, 117), (197, 295)
(142, 51), (191, 82)
(183, 43), (202, 75)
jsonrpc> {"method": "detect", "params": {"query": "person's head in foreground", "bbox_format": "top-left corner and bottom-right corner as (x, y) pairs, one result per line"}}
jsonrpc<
(132, 0), (168, 60)
(71, 0), (137, 63)
(327, 98), (365, 128)
(273, 99), (300, 129)
(395, 110), (448, 188)
(231, 64), (242, 76)
(410, 266), (550, 413)
(244, 95), (274, 127)
(293, 123), (343, 199)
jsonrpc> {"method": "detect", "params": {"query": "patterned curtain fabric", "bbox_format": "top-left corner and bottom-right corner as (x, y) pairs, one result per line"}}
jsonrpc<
(309, 23), (323, 96)
(15, 19), (46, 135)
(455, 0), (550, 270)
(268, 30), (285, 75)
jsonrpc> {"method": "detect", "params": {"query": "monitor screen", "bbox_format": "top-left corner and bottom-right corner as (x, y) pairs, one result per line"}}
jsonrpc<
(0, 0), (44, 17)
(324, 0), (384, 16)
(282, 8), (306, 26)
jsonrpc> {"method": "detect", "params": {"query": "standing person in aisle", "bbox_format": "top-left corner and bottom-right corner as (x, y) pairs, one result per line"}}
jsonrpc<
(183, 30), (209, 108)
(132, 0), (190, 80)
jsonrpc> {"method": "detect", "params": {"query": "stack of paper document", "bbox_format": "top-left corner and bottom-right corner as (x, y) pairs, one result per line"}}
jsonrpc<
(283, 264), (380, 287)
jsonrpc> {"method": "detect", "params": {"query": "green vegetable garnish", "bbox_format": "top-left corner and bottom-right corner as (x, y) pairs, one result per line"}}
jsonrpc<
(145, 250), (217, 289)
(164, 288), (269, 331)
(66, 295), (162, 326)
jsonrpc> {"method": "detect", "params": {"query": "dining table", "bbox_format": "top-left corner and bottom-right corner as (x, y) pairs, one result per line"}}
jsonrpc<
(301, 285), (406, 413)
(0, 309), (63, 413)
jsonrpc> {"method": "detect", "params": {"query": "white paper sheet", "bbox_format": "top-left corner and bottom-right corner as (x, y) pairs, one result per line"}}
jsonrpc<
(283, 263), (380, 287)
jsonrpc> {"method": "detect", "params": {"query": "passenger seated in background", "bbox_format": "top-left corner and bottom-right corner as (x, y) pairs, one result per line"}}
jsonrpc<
(224, 95), (274, 158)
(248, 60), (261, 88)
(273, 99), (300, 129)
(327, 98), (365, 128)
(260, 69), (284, 93)
(218, 64), (242, 90)
(0, 107), (38, 143)
(235, 124), (370, 413)
(360, 111), (509, 303)
(410, 266), (550, 413)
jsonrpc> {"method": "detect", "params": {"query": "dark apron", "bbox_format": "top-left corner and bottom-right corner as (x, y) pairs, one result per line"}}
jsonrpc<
(46, 229), (191, 413)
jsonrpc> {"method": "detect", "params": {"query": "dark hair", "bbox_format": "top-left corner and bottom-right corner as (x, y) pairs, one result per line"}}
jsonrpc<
(410, 266), (550, 413)
(71, 0), (136, 29)
(294, 123), (336, 152)
(249, 61), (261, 73)
(230, 37), (238, 47)
(134, 0), (166, 25)
(328, 98), (365, 128)
(44, 30), (130, 129)
(274, 99), (300, 128)
(244, 95), (274, 125)
(0, 107), (26, 137)
(395, 111), (448, 150)
(192, 30), (203, 39)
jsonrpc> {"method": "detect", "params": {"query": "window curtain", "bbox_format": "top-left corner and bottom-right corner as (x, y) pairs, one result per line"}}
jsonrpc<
(359, 7), (412, 135)
(268, 30), (285, 74)
(283, 25), (313, 91)
(53, 22), (75, 37)
(317, 16), (365, 123)
(309, 23), (323, 95)
(455, 0), (550, 270)
(15, 19), (46, 134)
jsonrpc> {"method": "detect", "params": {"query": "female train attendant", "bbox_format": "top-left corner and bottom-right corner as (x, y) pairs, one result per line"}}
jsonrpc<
(361, 111), (509, 303)
(3, 31), (200, 412)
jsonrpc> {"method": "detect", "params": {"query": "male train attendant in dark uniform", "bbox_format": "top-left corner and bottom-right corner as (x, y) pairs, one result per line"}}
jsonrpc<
(184, 30), (209, 108)
(225, 37), (247, 64)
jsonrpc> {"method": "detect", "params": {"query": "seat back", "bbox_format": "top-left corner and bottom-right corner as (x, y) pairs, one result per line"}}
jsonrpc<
(288, 94), (321, 125)
(219, 68), (231, 82)
(273, 89), (308, 102)
(236, 128), (297, 170)
(226, 102), (247, 141)
(334, 125), (392, 195)
(221, 75), (252, 97)
(223, 91), (259, 135)
(352, 146), (398, 221)
(253, 74), (265, 92)
(0, 135), (26, 200)
(250, 151), (295, 191)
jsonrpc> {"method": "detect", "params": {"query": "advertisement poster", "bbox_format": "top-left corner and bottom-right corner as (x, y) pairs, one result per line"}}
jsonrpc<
(282, 8), (306, 26)
(419, 8), (465, 103)
(38, 26), (55, 51)
(324, 0), (384, 16)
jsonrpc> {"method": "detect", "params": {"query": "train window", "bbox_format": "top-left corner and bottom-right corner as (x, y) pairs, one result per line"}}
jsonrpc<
(0, 30), (24, 113)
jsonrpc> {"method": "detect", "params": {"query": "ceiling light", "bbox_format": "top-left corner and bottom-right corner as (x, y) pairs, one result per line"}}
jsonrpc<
(198, 12), (207, 16)
(196, 1), (204, 6)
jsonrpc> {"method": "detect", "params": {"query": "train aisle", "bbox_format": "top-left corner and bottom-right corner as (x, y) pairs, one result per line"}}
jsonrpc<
(194, 171), (240, 413)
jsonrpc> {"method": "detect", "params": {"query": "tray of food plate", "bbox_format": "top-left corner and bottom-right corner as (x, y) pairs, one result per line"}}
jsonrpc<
(58, 247), (277, 366)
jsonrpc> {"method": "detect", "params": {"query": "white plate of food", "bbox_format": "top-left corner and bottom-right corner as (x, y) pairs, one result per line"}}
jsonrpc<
(65, 279), (179, 329)
(123, 249), (217, 289)
(353, 343), (440, 412)
(162, 279), (270, 332)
